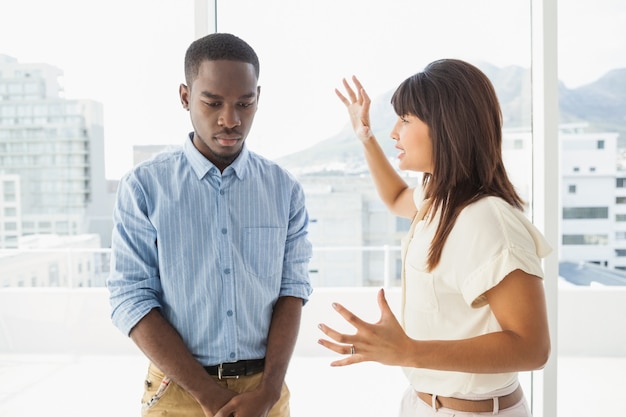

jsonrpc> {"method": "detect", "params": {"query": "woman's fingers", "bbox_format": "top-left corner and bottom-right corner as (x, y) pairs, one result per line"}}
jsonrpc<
(317, 322), (352, 345)
(336, 76), (370, 106)
(332, 302), (368, 329)
(317, 324), (363, 367)
(377, 288), (393, 320)
(341, 77), (358, 102)
(335, 88), (349, 105)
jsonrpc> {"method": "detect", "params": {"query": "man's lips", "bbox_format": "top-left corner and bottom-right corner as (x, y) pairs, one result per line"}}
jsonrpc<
(215, 134), (242, 145)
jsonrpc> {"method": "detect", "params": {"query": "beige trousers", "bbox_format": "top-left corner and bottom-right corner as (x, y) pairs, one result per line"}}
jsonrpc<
(141, 363), (290, 417)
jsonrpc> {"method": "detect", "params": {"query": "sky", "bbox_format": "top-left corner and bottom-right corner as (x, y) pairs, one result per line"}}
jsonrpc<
(1, 0), (625, 179)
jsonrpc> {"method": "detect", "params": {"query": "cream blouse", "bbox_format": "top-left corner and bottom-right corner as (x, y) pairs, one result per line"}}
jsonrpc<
(401, 188), (551, 396)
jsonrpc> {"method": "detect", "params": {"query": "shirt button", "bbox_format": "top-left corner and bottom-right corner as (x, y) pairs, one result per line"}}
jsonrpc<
(230, 352), (236, 359)
(220, 190), (225, 195)
(221, 228), (227, 234)
(224, 268), (231, 274)
(227, 310), (233, 317)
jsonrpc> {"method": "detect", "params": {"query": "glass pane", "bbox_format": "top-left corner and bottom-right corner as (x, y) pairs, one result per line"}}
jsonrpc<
(216, 2), (536, 413)
(557, 1), (626, 417)
(218, 0), (532, 287)
(0, 0), (195, 180)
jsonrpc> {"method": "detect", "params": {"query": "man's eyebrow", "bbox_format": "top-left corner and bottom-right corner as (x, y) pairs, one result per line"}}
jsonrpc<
(200, 91), (257, 100)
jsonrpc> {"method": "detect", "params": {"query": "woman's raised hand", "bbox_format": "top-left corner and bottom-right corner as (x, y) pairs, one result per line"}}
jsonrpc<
(335, 76), (375, 143)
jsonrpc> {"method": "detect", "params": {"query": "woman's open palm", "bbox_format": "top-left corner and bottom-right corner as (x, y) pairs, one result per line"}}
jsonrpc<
(335, 76), (375, 143)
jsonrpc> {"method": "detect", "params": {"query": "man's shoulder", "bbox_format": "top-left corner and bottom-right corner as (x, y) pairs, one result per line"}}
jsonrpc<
(246, 150), (298, 180)
(121, 146), (186, 182)
(135, 146), (184, 169)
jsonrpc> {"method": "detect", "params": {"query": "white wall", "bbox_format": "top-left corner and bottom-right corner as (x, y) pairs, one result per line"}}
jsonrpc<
(0, 286), (624, 356)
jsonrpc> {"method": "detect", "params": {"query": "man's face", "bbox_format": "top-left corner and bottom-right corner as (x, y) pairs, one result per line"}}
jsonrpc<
(180, 59), (260, 170)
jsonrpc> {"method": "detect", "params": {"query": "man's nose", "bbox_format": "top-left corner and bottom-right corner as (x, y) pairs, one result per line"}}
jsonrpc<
(218, 107), (241, 128)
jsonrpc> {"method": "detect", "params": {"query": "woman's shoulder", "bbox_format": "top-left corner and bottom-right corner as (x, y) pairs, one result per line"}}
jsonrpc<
(452, 196), (530, 243)
(460, 195), (523, 219)
(455, 196), (551, 257)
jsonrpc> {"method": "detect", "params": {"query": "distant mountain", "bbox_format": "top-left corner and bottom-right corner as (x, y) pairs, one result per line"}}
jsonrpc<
(560, 68), (626, 137)
(277, 64), (626, 176)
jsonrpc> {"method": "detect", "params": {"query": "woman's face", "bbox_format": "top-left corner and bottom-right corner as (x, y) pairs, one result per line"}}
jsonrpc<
(390, 114), (433, 174)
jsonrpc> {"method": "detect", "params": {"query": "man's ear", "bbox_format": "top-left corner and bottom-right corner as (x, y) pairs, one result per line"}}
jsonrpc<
(256, 85), (261, 105)
(179, 84), (190, 110)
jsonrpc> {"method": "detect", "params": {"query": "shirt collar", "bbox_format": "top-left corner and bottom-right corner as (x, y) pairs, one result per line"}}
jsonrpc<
(183, 132), (249, 180)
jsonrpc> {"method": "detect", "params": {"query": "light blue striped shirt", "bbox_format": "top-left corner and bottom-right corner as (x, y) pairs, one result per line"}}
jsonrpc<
(108, 136), (313, 365)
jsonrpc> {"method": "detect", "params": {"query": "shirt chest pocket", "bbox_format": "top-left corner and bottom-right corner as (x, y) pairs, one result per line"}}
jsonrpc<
(242, 227), (284, 278)
(404, 264), (439, 312)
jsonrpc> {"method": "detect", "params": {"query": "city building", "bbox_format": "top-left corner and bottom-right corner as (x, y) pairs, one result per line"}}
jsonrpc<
(129, 124), (625, 288)
(0, 233), (105, 288)
(0, 55), (113, 246)
(0, 173), (21, 249)
(501, 124), (624, 271)
(560, 123), (621, 268)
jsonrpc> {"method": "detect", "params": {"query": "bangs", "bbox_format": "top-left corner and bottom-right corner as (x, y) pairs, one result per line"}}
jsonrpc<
(390, 73), (426, 119)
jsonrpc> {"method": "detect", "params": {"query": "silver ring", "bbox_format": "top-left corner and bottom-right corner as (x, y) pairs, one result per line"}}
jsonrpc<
(350, 345), (355, 355)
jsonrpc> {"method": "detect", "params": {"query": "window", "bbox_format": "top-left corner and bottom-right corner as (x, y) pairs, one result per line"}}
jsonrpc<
(597, 139), (605, 149)
(617, 178), (626, 188)
(617, 197), (626, 204)
(3, 181), (16, 192)
(563, 207), (609, 219)
(4, 222), (17, 231)
(568, 184), (577, 194)
(10, 1), (626, 416)
(396, 216), (411, 232)
(562, 234), (608, 245)
(3, 207), (17, 216)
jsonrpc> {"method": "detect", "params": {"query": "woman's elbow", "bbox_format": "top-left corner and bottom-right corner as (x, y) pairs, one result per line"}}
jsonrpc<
(528, 336), (551, 370)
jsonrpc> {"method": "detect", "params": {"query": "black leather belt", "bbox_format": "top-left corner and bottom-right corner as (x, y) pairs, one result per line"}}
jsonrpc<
(204, 358), (265, 379)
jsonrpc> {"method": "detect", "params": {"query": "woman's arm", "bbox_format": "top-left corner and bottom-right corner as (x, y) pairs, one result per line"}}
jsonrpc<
(336, 76), (417, 218)
(318, 269), (550, 373)
(403, 270), (550, 373)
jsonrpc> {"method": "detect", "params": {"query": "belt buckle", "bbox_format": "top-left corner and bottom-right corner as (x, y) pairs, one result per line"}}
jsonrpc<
(217, 363), (240, 380)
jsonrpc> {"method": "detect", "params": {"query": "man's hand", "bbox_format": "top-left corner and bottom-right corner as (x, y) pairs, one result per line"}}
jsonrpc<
(213, 388), (278, 417)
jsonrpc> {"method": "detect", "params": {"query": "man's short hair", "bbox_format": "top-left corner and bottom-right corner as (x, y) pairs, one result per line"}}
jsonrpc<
(184, 33), (260, 85)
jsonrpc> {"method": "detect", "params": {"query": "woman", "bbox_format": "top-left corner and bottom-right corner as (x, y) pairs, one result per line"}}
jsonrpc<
(317, 59), (552, 416)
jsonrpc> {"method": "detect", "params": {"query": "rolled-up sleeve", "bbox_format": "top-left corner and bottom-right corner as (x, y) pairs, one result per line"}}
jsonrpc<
(107, 173), (162, 336)
(279, 182), (313, 303)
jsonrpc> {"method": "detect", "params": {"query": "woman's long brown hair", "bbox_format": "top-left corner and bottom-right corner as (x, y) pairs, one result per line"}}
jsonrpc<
(391, 59), (524, 271)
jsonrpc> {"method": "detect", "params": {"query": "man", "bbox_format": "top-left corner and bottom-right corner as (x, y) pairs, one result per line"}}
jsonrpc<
(107, 33), (313, 417)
